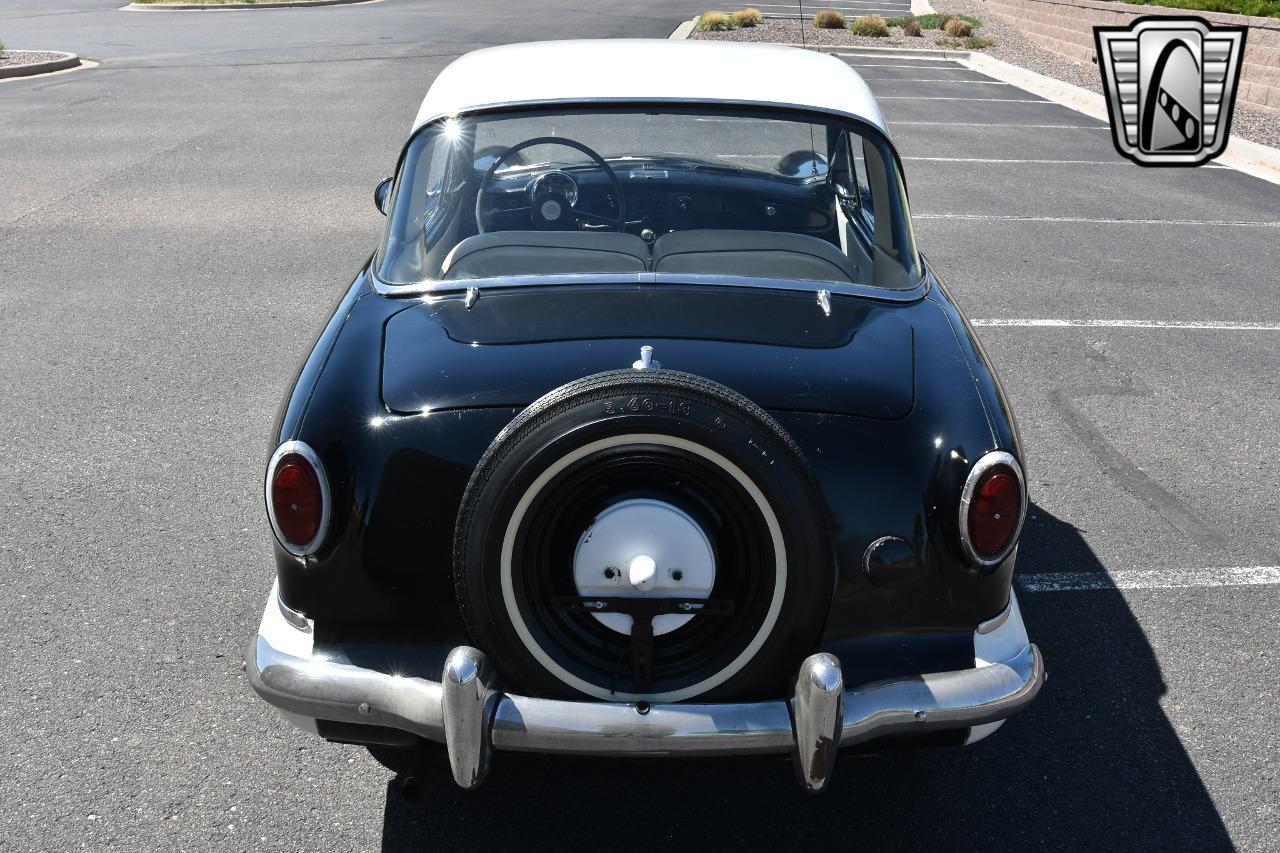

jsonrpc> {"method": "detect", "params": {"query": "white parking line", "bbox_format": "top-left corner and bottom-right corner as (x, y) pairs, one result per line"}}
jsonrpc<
(863, 79), (1012, 84)
(1020, 566), (1280, 592)
(903, 157), (1130, 165)
(972, 319), (1280, 330)
(842, 64), (962, 69)
(753, 2), (912, 7)
(893, 122), (1108, 129)
(915, 213), (1280, 227)
(877, 96), (1048, 102)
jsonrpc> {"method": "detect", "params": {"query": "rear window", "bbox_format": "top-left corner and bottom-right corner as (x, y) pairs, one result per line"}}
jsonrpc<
(378, 106), (920, 290)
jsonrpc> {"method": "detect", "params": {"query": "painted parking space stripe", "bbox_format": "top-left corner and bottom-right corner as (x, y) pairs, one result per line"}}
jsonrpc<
(903, 157), (1133, 165)
(863, 79), (1013, 84)
(1019, 566), (1280, 592)
(877, 96), (1049, 102)
(892, 121), (1109, 129)
(972, 319), (1280, 330)
(915, 213), (1280, 227)
(842, 63), (965, 69)
(753, 2), (912, 8)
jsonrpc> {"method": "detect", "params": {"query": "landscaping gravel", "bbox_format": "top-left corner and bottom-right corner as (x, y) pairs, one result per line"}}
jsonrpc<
(0, 51), (70, 69)
(691, 2), (1280, 148)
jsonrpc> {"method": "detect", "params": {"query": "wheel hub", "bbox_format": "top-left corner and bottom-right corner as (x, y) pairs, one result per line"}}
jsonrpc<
(572, 498), (715, 636)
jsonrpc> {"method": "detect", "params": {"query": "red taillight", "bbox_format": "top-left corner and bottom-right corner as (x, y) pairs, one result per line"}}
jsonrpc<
(270, 452), (323, 549)
(961, 453), (1024, 565)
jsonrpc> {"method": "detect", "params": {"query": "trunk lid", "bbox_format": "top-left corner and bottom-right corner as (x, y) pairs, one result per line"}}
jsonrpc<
(381, 285), (914, 419)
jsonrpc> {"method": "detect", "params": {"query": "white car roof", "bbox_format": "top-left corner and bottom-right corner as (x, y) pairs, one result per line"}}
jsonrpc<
(412, 39), (888, 136)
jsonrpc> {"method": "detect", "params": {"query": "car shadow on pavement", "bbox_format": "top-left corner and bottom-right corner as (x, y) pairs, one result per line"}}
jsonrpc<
(378, 502), (1232, 851)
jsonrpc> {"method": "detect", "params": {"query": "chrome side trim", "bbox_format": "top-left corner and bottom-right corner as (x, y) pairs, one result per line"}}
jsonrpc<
(264, 440), (331, 558)
(957, 450), (1028, 568)
(976, 597), (1013, 635)
(248, 589), (1044, 791)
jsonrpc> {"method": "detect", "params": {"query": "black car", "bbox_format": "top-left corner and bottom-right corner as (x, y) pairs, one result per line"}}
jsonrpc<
(248, 39), (1044, 794)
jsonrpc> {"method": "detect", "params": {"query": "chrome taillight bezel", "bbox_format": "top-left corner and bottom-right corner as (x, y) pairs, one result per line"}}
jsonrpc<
(266, 440), (331, 557)
(958, 450), (1027, 567)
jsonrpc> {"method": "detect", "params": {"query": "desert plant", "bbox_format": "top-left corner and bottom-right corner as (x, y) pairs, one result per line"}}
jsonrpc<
(849, 14), (890, 36)
(731, 7), (762, 26)
(812, 9), (846, 28)
(964, 35), (994, 49)
(944, 18), (973, 36)
(916, 12), (982, 29)
(885, 13), (915, 26)
(697, 11), (736, 30)
(902, 19), (923, 36)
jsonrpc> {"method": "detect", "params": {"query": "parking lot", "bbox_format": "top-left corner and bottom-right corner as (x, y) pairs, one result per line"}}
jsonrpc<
(1, 1), (1278, 850)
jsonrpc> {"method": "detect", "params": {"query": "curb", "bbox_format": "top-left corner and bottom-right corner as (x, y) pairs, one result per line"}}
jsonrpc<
(957, 51), (1280, 186)
(0, 52), (81, 80)
(667, 17), (1280, 185)
(795, 44), (972, 60)
(123, 0), (377, 10)
(669, 18), (697, 40)
(707, 37), (1280, 186)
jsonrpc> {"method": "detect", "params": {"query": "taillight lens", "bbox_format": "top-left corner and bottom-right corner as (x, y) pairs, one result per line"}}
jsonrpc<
(960, 453), (1024, 565)
(268, 447), (327, 552)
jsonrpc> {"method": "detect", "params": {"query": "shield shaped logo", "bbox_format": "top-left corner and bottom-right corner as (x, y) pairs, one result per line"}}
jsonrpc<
(1094, 16), (1247, 167)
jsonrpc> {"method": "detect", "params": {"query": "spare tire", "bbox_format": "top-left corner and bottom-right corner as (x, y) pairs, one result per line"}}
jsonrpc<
(452, 369), (833, 702)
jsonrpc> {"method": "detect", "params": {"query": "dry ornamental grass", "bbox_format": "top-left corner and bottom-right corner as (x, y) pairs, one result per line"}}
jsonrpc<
(812, 9), (845, 28)
(731, 7), (762, 26)
(850, 14), (890, 36)
(697, 11), (734, 31)
(943, 18), (973, 37)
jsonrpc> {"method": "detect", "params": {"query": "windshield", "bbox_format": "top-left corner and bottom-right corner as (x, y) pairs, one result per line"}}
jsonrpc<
(378, 106), (920, 290)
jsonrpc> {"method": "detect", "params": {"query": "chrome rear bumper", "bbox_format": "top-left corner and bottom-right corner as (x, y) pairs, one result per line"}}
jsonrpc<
(248, 585), (1043, 793)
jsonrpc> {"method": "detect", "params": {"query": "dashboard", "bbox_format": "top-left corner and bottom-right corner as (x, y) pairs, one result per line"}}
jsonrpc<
(479, 163), (835, 238)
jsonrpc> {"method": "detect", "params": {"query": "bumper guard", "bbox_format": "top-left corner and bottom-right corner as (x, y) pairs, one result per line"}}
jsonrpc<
(248, 590), (1043, 794)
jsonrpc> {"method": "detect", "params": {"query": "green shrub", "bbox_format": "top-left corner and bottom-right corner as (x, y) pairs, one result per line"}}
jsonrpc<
(903, 19), (923, 36)
(964, 35), (994, 49)
(697, 11), (736, 30)
(813, 9), (846, 27)
(943, 18), (972, 36)
(1116, 0), (1279, 18)
(731, 7), (762, 26)
(885, 13), (915, 26)
(916, 12), (982, 28)
(849, 14), (890, 36)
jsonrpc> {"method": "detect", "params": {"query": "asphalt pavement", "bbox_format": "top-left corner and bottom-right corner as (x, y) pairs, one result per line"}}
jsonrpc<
(1, 2), (1278, 851)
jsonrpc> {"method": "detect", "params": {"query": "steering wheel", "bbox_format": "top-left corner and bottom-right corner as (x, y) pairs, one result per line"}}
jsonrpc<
(475, 137), (627, 234)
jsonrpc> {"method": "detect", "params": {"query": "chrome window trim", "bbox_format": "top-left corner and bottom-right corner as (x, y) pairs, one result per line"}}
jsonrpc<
(958, 451), (1027, 568)
(369, 270), (930, 303)
(265, 440), (332, 558)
